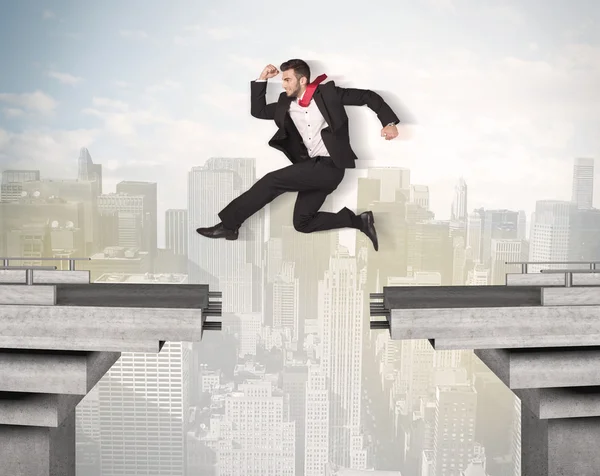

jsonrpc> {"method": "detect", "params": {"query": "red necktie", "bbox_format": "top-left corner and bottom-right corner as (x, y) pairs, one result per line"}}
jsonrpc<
(298, 74), (327, 107)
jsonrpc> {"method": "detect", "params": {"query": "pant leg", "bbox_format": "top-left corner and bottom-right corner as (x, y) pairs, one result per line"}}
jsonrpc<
(218, 157), (345, 230)
(293, 189), (359, 233)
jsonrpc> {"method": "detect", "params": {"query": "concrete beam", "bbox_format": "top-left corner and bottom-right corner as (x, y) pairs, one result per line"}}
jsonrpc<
(542, 287), (600, 306)
(0, 270), (25, 284)
(0, 305), (204, 342)
(389, 305), (600, 341)
(0, 336), (164, 353)
(33, 270), (89, 284)
(55, 283), (209, 309)
(0, 285), (56, 305)
(474, 348), (600, 389)
(515, 387), (600, 419)
(431, 334), (600, 350)
(0, 393), (83, 427)
(382, 285), (541, 309)
(0, 350), (120, 395)
(506, 272), (600, 286)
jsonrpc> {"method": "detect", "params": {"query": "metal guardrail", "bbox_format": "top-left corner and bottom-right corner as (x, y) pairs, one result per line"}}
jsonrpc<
(0, 257), (90, 271)
(505, 261), (600, 274)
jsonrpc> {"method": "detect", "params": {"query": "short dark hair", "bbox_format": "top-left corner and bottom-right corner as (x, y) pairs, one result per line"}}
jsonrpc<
(280, 59), (311, 83)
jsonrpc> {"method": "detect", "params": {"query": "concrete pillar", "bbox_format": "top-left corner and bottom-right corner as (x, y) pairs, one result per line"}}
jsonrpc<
(0, 410), (75, 476)
(521, 402), (600, 476)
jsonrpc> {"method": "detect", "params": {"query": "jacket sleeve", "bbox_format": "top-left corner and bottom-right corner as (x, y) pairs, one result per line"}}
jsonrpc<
(250, 80), (277, 120)
(335, 86), (400, 127)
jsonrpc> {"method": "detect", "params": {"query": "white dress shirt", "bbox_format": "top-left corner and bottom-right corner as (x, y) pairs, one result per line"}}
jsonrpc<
(255, 79), (330, 158)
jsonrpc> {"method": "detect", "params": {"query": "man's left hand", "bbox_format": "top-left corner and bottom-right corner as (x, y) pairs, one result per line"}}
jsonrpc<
(381, 124), (398, 140)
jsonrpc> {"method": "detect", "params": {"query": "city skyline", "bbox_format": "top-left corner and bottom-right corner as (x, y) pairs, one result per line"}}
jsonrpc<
(3, 150), (599, 474)
(2, 0), (600, 242)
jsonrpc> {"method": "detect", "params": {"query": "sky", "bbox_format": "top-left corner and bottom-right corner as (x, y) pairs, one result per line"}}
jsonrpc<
(1, 0), (600, 246)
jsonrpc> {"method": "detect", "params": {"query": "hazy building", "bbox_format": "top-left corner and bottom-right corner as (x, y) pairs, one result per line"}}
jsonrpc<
(571, 157), (594, 209)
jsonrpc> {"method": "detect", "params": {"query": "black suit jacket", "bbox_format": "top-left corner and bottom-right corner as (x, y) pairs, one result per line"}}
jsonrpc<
(250, 80), (400, 169)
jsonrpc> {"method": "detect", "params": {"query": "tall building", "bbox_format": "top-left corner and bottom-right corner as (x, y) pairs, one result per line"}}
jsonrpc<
(410, 184), (430, 210)
(98, 341), (188, 476)
(451, 177), (468, 222)
(571, 157), (594, 209)
(305, 365), (330, 476)
(367, 167), (410, 202)
(568, 208), (600, 262)
(432, 385), (477, 476)
(282, 365), (309, 476)
(116, 181), (157, 262)
(1, 169), (40, 202)
(466, 210), (484, 264)
(216, 381), (296, 476)
(165, 209), (188, 256)
(78, 147), (103, 194)
(320, 246), (366, 468)
(21, 179), (99, 255)
(187, 158), (262, 313)
(529, 200), (577, 271)
(490, 239), (527, 285)
(97, 193), (145, 249)
(481, 209), (519, 267)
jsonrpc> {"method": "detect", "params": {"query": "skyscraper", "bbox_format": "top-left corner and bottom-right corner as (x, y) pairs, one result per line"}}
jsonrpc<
(451, 177), (468, 222)
(320, 245), (366, 468)
(571, 157), (594, 209)
(166, 209), (188, 256)
(529, 200), (577, 271)
(116, 181), (158, 262)
(77, 147), (102, 194)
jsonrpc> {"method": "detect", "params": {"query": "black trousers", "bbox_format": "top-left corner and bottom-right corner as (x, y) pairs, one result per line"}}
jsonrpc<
(218, 156), (360, 233)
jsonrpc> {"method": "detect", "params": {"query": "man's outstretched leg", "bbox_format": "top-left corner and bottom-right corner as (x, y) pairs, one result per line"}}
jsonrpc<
(293, 188), (379, 251)
(196, 159), (329, 240)
(196, 156), (379, 250)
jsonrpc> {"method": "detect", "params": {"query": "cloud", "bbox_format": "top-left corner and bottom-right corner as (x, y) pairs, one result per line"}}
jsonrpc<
(47, 71), (83, 85)
(0, 127), (100, 177)
(0, 91), (58, 115)
(112, 80), (131, 89)
(174, 25), (248, 47)
(42, 10), (56, 20)
(206, 27), (241, 41)
(424, 0), (456, 13)
(3, 108), (25, 118)
(145, 80), (181, 94)
(119, 29), (148, 40)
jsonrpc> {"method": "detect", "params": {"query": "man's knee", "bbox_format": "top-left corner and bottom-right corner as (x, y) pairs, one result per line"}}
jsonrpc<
(293, 214), (313, 233)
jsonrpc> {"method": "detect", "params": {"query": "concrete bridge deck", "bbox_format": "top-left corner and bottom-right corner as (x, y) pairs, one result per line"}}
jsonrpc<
(370, 261), (600, 476)
(0, 260), (221, 476)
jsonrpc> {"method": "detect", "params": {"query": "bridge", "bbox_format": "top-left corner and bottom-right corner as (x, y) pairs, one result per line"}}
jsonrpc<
(370, 260), (600, 476)
(0, 257), (221, 476)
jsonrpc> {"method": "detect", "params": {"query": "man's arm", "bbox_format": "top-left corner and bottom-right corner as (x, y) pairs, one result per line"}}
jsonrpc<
(250, 80), (277, 120)
(250, 64), (279, 120)
(335, 86), (400, 127)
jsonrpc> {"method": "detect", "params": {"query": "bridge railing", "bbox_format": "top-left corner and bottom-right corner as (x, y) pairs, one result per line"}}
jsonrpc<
(0, 257), (91, 271)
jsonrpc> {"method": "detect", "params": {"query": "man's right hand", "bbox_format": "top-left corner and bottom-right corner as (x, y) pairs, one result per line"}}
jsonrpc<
(259, 64), (279, 80)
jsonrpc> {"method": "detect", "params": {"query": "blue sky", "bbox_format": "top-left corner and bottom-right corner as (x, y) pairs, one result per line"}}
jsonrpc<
(1, 0), (600, 244)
